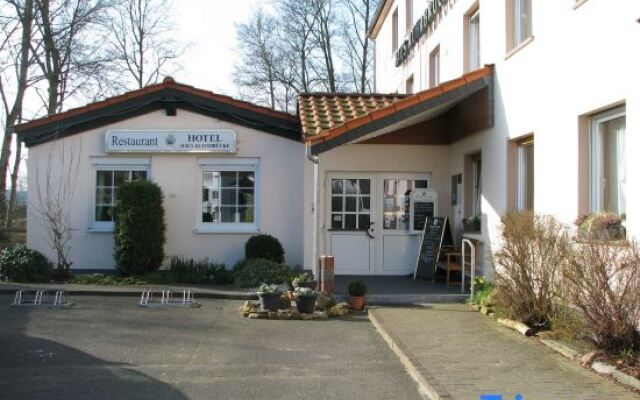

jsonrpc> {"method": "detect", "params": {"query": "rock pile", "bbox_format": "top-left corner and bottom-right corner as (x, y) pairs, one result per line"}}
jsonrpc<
(239, 293), (351, 321)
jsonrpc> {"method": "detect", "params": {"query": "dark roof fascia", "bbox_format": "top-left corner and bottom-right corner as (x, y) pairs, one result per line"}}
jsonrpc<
(368, 0), (390, 38)
(310, 75), (492, 155)
(18, 88), (301, 147)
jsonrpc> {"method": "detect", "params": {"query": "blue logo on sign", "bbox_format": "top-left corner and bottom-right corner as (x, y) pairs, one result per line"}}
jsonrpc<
(480, 395), (523, 400)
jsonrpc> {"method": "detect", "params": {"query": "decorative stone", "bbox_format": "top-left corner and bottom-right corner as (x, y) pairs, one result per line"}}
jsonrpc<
(277, 312), (291, 320)
(328, 304), (349, 317)
(301, 313), (314, 320)
(240, 300), (258, 315)
(480, 306), (492, 315)
(315, 292), (335, 311)
(592, 361), (616, 375)
(290, 310), (301, 320)
(268, 312), (278, 319)
(248, 313), (264, 319)
(580, 351), (600, 366)
(313, 311), (328, 320)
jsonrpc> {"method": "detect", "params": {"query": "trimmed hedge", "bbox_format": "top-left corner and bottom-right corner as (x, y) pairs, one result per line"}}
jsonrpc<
(114, 180), (166, 276)
(0, 245), (53, 282)
(245, 234), (285, 263)
(233, 258), (294, 287)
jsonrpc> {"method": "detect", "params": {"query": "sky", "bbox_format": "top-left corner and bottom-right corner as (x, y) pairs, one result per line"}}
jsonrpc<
(170, 0), (262, 96)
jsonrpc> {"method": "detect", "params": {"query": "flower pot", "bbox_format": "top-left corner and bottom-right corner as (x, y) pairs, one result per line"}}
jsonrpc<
(292, 280), (318, 290)
(463, 220), (481, 233)
(258, 292), (282, 312)
(295, 294), (317, 314)
(349, 296), (365, 311)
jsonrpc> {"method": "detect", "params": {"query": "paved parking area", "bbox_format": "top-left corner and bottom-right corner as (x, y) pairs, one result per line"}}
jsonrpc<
(0, 296), (422, 400)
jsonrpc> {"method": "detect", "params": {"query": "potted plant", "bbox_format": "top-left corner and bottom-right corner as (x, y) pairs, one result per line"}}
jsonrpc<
(348, 280), (367, 311)
(462, 215), (481, 233)
(575, 212), (626, 241)
(256, 283), (282, 312)
(292, 272), (317, 290)
(294, 287), (317, 314)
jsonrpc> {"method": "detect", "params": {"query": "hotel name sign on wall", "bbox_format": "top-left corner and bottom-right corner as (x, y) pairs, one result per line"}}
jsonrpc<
(105, 130), (237, 153)
(395, 0), (450, 66)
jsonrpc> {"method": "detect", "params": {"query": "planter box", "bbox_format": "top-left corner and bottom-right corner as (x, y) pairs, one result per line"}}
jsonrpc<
(295, 294), (317, 314)
(258, 292), (282, 312)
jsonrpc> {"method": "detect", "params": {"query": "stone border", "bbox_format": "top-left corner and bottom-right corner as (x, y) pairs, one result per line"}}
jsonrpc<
(239, 300), (350, 321)
(368, 307), (453, 400)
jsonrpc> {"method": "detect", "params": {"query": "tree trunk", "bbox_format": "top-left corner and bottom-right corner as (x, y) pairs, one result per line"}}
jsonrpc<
(6, 138), (22, 228)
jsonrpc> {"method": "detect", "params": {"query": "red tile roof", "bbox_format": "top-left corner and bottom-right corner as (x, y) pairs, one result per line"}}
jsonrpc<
(13, 76), (298, 133)
(304, 65), (493, 144)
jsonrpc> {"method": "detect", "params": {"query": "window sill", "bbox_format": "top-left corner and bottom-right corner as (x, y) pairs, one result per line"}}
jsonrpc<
(505, 36), (534, 60)
(87, 226), (114, 233)
(193, 226), (260, 234)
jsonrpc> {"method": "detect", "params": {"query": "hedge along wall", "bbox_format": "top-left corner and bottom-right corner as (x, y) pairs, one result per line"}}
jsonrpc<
(114, 180), (166, 275)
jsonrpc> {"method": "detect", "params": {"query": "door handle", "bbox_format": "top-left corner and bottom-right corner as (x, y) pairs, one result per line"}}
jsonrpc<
(366, 221), (375, 239)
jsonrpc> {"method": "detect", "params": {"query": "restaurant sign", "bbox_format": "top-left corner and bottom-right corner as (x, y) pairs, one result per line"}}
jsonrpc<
(395, 0), (450, 66)
(105, 130), (237, 153)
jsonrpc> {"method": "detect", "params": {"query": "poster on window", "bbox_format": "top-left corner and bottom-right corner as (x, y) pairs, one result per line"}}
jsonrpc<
(106, 130), (237, 153)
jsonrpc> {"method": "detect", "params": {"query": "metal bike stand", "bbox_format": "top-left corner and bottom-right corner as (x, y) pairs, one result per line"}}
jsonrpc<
(138, 289), (198, 307)
(11, 289), (70, 308)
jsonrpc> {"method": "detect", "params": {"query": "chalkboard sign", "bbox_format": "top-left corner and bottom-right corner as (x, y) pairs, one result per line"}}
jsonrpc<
(412, 201), (434, 233)
(413, 217), (453, 280)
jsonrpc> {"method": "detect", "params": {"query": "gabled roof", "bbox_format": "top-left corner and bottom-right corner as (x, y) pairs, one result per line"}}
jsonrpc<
(306, 65), (494, 154)
(15, 77), (301, 147)
(298, 93), (406, 137)
(369, 0), (392, 39)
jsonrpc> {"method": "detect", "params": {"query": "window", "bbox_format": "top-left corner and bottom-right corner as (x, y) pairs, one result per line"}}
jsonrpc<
(405, 75), (414, 94)
(590, 107), (626, 216)
(94, 168), (148, 225)
(466, 7), (481, 72)
(383, 179), (428, 230)
(471, 155), (482, 217)
(392, 8), (399, 53)
(517, 138), (534, 210)
(405, 0), (413, 35)
(199, 159), (259, 232)
(429, 46), (440, 87)
(508, 0), (532, 51)
(331, 178), (370, 230)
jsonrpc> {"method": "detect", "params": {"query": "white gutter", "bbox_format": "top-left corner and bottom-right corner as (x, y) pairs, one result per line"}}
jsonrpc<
(306, 142), (320, 279)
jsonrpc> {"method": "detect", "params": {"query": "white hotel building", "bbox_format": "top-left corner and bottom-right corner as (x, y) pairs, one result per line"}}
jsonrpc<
(16, 0), (639, 279)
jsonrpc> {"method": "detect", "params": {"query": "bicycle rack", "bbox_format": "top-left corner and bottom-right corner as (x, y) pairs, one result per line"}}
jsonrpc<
(11, 289), (70, 307)
(138, 289), (198, 307)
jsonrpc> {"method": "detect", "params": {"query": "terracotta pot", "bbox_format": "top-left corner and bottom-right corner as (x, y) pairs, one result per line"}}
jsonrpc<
(348, 296), (365, 311)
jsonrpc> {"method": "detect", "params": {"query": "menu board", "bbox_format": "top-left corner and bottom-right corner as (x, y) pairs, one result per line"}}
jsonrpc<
(412, 201), (434, 233)
(413, 217), (453, 280)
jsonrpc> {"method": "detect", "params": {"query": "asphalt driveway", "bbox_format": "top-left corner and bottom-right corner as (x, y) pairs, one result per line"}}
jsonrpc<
(0, 295), (423, 400)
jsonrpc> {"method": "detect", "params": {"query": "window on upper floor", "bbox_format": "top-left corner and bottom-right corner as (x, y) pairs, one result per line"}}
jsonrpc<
(590, 107), (626, 216)
(465, 6), (481, 72)
(392, 8), (399, 54)
(516, 137), (534, 211)
(405, 75), (414, 94)
(429, 46), (440, 88)
(405, 0), (413, 35)
(507, 0), (532, 52)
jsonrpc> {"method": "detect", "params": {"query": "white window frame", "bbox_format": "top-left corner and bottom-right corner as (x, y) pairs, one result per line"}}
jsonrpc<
(392, 8), (399, 54)
(589, 106), (626, 214)
(516, 139), (534, 210)
(405, 0), (413, 35)
(512, 0), (532, 49)
(89, 157), (151, 232)
(467, 8), (481, 71)
(196, 158), (260, 233)
(429, 46), (440, 88)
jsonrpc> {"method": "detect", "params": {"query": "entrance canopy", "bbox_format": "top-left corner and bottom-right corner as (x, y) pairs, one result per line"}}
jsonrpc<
(299, 65), (494, 154)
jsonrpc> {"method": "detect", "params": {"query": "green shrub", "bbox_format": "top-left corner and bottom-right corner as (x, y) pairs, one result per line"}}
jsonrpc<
(233, 258), (294, 287)
(470, 277), (494, 306)
(0, 245), (53, 282)
(166, 256), (232, 284)
(348, 280), (368, 297)
(71, 273), (147, 285)
(245, 234), (285, 263)
(114, 180), (166, 276)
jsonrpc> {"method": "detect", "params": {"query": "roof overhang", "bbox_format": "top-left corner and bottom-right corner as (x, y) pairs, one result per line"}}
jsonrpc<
(308, 66), (494, 155)
(368, 0), (392, 39)
(15, 79), (301, 148)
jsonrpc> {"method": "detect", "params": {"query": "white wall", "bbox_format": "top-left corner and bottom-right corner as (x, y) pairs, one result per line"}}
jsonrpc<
(371, 0), (640, 268)
(26, 110), (305, 270)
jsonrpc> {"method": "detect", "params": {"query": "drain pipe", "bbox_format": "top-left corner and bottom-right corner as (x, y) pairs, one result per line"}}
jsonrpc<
(306, 142), (320, 279)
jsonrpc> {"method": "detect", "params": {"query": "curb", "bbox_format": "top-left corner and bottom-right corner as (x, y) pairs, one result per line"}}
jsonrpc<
(0, 288), (256, 301)
(368, 308), (453, 400)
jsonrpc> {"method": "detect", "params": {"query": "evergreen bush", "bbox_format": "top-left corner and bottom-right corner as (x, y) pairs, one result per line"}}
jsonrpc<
(0, 245), (53, 282)
(233, 258), (294, 287)
(245, 234), (285, 263)
(114, 180), (166, 276)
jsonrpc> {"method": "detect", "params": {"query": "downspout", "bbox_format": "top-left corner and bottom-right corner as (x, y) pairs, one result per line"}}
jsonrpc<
(306, 142), (320, 279)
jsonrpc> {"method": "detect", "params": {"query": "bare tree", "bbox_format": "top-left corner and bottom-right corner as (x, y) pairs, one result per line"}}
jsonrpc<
(5, 136), (23, 227)
(106, 0), (182, 90)
(233, 10), (281, 109)
(310, 0), (337, 92)
(32, 0), (112, 114)
(0, 0), (35, 224)
(33, 139), (80, 272)
(340, 0), (379, 93)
